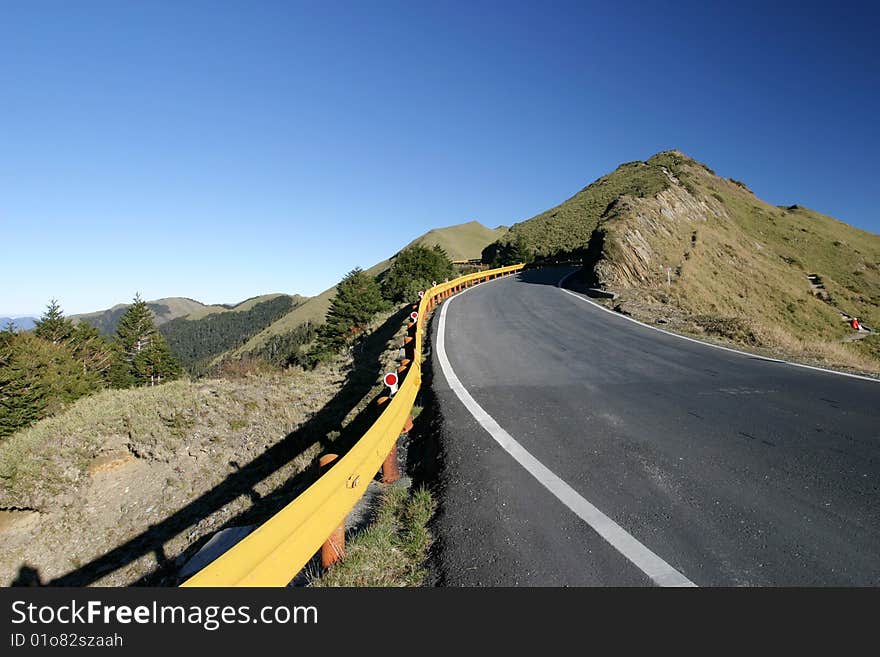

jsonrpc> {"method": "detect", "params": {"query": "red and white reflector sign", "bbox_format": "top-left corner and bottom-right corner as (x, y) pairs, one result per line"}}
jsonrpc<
(418, 290), (425, 298)
(410, 311), (419, 322)
(384, 372), (399, 395)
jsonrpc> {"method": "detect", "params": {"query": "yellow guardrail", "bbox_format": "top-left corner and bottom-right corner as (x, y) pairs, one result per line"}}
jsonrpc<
(181, 262), (525, 586)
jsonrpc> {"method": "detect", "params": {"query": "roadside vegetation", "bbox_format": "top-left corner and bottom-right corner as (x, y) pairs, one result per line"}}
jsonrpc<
(310, 485), (436, 587)
(0, 242), (448, 586)
(1, 296), (182, 437)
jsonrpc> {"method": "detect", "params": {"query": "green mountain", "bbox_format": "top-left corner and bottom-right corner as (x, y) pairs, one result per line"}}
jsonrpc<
(160, 294), (306, 374)
(488, 150), (880, 373)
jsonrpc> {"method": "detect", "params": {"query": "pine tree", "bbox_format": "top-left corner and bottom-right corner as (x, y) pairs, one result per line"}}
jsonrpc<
(114, 294), (182, 386)
(508, 234), (533, 265)
(69, 321), (117, 382)
(0, 333), (97, 437)
(133, 332), (182, 386)
(34, 299), (74, 343)
(0, 342), (47, 437)
(115, 294), (156, 362)
(307, 268), (388, 366)
(324, 268), (387, 342)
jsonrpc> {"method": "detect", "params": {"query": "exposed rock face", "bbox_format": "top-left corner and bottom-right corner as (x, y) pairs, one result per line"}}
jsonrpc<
(593, 184), (721, 291)
(568, 151), (880, 373)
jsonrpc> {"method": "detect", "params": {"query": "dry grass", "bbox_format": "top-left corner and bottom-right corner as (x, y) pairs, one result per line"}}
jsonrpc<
(309, 485), (436, 587)
(0, 299), (417, 586)
(582, 152), (880, 374)
(0, 371), (338, 585)
(405, 220), (508, 261)
(0, 372), (333, 511)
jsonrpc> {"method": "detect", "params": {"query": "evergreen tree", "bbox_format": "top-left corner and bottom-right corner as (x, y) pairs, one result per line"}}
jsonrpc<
(0, 333), (97, 437)
(506, 234), (533, 265)
(34, 299), (74, 343)
(133, 332), (182, 386)
(68, 321), (117, 383)
(107, 345), (137, 389)
(307, 268), (387, 366)
(0, 335), (46, 437)
(487, 234), (534, 266)
(380, 244), (455, 303)
(114, 294), (182, 386)
(115, 294), (155, 360)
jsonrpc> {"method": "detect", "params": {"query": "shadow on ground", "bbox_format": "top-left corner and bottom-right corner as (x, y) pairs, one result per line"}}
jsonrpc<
(45, 305), (412, 587)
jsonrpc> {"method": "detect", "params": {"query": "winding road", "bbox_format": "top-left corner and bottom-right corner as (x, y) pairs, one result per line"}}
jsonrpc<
(430, 267), (880, 586)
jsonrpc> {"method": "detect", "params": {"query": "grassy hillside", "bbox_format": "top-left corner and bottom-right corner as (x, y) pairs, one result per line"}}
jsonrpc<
(483, 161), (670, 261)
(406, 220), (507, 260)
(183, 293), (295, 320)
(161, 295), (305, 374)
(219, 221), (505, 364)
(527, 151), (880, 373)
(0, 298), (415, 586)
(0, 372), (340, 585)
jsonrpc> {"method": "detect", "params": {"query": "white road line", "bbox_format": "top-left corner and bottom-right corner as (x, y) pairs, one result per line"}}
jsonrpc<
(436, 287), (696, 587)
(554, 270), (880, 384)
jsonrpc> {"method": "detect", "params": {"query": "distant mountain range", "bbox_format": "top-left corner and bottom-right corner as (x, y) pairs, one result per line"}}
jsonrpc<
(0, 317), (37, 331)
(70, 298), (228, 335)
(59, 220), (507, 373)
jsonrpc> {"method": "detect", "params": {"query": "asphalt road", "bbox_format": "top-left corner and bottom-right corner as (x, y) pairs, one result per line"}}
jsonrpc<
(430, 266), (880, 586)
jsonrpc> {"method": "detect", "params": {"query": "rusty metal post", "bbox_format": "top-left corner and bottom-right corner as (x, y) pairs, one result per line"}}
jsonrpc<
(382, 440), (400, 484)
(403, 415), (414, 433)
(318, 454), (344, 568)
(403, 335), (415, 360)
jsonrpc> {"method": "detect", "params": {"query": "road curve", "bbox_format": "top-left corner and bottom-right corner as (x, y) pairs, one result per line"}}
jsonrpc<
(430, 266), (880, 586)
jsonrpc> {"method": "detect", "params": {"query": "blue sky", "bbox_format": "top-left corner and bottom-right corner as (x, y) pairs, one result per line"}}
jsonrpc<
(2, 0), (877, 315)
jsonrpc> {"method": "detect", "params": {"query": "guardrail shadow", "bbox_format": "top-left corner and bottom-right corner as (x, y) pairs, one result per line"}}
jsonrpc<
(514, 264), (583, 288)
(47, 305), (412, 587)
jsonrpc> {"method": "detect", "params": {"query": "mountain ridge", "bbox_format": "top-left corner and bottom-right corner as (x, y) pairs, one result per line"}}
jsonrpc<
(494, 150), (880, 373)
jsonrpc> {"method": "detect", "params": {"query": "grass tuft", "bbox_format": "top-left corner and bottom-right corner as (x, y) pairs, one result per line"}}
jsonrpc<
(310, 485), (437, 587)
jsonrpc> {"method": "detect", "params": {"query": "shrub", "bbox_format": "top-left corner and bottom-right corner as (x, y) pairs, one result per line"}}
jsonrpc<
(380, 245), (454, 303)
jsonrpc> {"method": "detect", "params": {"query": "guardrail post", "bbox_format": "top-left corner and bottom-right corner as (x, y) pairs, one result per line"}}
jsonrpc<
(318, 454), (345, 569)
(382, 440), (400, 484)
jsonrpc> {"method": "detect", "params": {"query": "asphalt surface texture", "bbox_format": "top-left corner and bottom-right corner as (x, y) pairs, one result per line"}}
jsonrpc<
(430, 266), (880, 586)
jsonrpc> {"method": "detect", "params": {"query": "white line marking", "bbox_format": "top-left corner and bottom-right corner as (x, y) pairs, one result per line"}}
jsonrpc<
(436, 288), (696, 587)
(556, 271), (880, 384)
